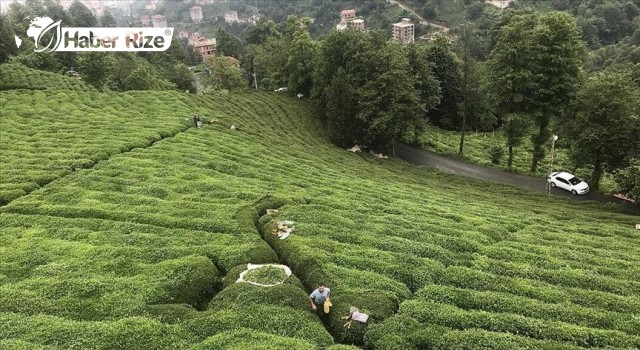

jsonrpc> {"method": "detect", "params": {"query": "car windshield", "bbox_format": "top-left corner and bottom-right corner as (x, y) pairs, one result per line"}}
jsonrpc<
(568, 176), (582, 185)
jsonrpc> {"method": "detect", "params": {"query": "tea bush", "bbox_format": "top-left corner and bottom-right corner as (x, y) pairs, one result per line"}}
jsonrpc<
(1, 62), (639, 348)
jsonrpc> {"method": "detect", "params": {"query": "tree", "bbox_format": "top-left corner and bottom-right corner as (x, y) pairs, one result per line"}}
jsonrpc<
(285, 16), (317, 96)
(425, 36), (463, 130)
(313, 30), (424, 150)
(204, 56), (246, 92)
(77, 51), (115, 88)
(527, 12), (584, 173)
(0, 15), (18, 64)
(615, 159), (640, 202)
(489, 11), (584, 171)
(170, 63), (195, 93)
(325, 68), (362, 146)
(404, 43), (441, 142)
(566, 71), (639, 190)
(100, 9), (117, 27)
(68, 0), (98, 27)
(216, 27), (244, 58)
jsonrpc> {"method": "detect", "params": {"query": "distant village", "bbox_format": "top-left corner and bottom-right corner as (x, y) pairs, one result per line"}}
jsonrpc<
(1, 0), (514, 63)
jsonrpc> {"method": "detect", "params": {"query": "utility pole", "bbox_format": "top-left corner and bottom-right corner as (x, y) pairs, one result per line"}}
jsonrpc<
(547, 134), (558, 195)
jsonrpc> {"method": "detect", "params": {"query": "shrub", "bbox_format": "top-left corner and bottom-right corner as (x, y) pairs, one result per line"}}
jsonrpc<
(189, 329), (317, 350)
(488, 145), (504, 165)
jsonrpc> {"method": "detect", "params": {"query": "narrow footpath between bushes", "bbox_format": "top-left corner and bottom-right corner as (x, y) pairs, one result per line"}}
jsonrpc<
(393, 141), (640, 215)
(0, 123), (193, 208)
(241, 197), (356, 345)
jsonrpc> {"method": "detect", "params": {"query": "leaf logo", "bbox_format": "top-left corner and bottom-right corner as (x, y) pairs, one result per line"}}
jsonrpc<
(26, 17), (62, 53)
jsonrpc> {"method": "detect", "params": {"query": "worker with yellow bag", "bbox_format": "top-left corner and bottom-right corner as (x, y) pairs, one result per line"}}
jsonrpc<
(308, 283), (331, 321)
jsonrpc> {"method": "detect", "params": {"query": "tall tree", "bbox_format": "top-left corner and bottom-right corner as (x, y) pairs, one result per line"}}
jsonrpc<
(0, 15), (18, 64)
(100, 9), (117, 27)
(216, 27), (244, 58)
(285, 16), (317, 96)
(488, 11), (538, 168)
(489, 11), (583, 171)
(313, 30), (424, 150)
(404, 43), (441, 142)
(68, 0), (97, 27)
(567, 71), (639, 190)
(425, 36), (463, 130)
(527, 12), (584, 172)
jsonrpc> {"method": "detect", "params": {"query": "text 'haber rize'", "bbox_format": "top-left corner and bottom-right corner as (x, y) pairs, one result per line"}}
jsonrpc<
(64, 31), (165, 49)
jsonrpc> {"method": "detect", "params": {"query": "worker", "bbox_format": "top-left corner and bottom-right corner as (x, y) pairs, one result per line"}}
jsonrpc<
(308, 283), (331, 321)
(193, 113), (201, 128)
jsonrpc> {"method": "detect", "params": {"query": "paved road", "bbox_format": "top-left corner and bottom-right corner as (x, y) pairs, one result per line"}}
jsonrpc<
(387, 0), (451, 33)
(393, 141), (639, 215)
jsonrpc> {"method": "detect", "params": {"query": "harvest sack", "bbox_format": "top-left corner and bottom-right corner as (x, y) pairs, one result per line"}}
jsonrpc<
(323, 299), (333, 314)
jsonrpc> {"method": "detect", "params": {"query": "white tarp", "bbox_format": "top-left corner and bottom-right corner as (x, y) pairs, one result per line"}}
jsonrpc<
(236, 263), (292, 287)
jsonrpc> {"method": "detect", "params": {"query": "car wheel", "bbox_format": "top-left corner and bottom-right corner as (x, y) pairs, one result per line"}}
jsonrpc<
(571, 190), (577, 195)
(550, 182), (556, 188)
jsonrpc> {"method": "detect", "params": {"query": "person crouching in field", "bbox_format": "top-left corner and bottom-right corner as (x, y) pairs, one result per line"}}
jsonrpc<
(309, 283), (331, 321)
(193, 113), (201, 128)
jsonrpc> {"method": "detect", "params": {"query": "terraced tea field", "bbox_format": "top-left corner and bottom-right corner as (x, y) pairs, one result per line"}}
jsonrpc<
(1, 64), (639, 349)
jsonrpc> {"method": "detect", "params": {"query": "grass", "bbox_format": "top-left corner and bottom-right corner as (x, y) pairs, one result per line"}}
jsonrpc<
(415, 125), (618, 193)
(1, 63), (639, 349)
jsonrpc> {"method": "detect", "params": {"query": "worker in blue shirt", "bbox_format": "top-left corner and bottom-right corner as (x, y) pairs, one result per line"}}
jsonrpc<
(308, 283), (331, 320)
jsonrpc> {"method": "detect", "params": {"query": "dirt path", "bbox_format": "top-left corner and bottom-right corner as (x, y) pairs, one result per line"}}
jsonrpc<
(393, 141), (639, 215)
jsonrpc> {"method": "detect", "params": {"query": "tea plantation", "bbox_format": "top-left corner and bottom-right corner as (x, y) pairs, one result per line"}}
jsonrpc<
(1, 64), (639, 349)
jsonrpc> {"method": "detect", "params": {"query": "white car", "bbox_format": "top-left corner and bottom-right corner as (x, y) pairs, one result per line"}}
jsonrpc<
(548, 172), (589, 195)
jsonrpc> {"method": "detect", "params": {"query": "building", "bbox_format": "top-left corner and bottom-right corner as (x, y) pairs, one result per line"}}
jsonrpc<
(349, 19), (365, 31)
(224, 10), (239, 23)
(190, 6), (203, 23)
(188, 32), (205, 45)
(178, 30), (190, 39)
(392, 18), (414, 44)
(340, 9), (356, 22)
(152, 15), (167, 28)
(140, 15), (150, 26)
(486, 0), (514, 9)
(195, 38), (217, 61)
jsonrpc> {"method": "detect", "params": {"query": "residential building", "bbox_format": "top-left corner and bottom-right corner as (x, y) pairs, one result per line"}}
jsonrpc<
(141, 15), (150, 26)
(340, 9), (356, 22)
(486, 0), (514, 9)
(152, 15), (167, 28)
(178, 30), (190, 39)
(190, 6), (203, 23)
(188, 32), (205, 45)
(392, 18), (414, 44)
(195, 38), (217, 61)
(349, 19), (365, 31)
(224, 10), (239, 23)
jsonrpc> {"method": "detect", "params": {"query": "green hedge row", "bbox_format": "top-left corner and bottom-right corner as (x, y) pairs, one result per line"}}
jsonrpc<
(480, 244), (637, 281)
(417, 284), (640, 335)
(188, 328), (317, 350)
(0, 63), (97, 92)
(399, 300), (640, 348)
(365, 316), (590, 350)
(437, 266), (640, 313)
(0, 313), (196, 349)
(474, 255), (640, 296)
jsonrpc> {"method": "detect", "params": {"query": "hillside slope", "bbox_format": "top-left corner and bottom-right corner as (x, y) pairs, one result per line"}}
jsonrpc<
(1, 64), (639, 349)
